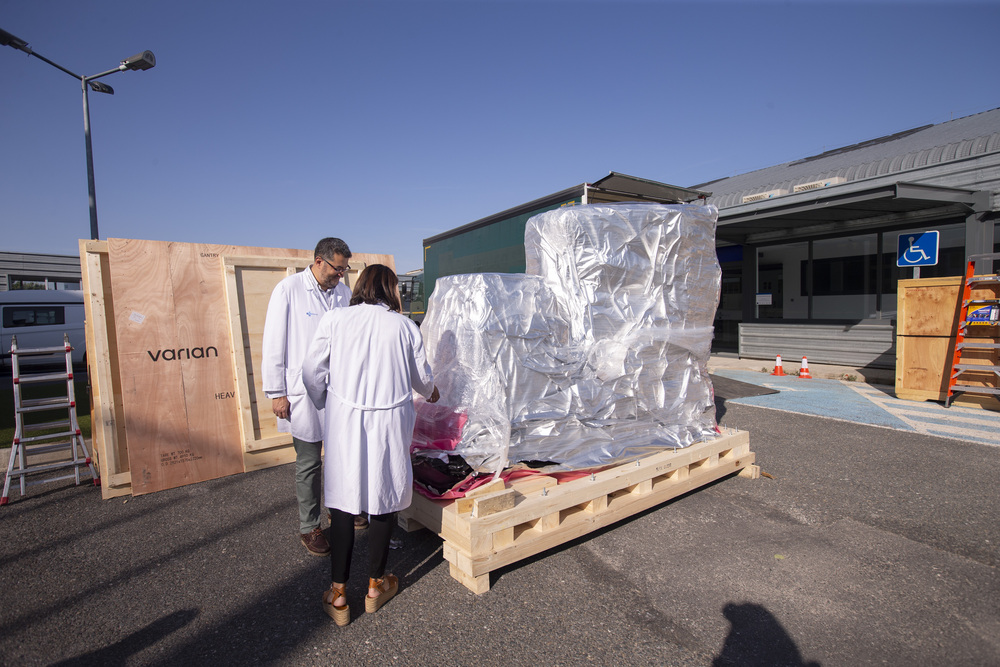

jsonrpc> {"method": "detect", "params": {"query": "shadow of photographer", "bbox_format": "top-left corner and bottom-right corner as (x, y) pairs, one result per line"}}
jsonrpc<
(714, 602), (820, 667)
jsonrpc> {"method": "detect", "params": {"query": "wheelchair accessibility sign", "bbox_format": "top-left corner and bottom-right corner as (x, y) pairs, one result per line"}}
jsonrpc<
(897, 231), (939, 267)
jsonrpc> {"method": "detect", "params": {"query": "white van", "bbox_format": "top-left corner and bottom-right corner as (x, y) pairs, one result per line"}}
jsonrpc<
(0, 290), (86, 369)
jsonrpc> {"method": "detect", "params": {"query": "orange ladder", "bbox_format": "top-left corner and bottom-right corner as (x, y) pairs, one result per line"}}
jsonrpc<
(945, 253), (1000, 408)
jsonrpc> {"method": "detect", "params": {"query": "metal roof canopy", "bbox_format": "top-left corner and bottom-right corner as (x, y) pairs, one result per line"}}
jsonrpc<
(588, 172), (710, 204)
(716, 181), (988, 245)
(424, 173), (710, 245)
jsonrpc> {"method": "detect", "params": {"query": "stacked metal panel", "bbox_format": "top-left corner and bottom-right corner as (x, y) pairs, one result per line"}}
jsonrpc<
(416, 203), (721, 475)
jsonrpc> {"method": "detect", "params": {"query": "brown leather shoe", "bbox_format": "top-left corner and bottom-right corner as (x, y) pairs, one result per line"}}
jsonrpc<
(300, 527), (331, 557)
(354, 514), (369, 529)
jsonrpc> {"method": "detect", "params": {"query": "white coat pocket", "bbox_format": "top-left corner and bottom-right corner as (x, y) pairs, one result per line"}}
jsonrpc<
(285, 368), (306, 396)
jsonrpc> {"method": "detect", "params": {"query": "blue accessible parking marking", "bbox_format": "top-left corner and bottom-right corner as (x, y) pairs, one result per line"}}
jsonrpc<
(713, 369), (1000, 447)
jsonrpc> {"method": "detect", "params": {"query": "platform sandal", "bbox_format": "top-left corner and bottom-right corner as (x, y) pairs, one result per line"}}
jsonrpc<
(322, 583), (350, 626)
(365, 574), (399, 613)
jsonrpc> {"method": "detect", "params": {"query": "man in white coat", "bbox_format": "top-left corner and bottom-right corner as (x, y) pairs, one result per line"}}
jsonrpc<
(262, 237), (352, 556)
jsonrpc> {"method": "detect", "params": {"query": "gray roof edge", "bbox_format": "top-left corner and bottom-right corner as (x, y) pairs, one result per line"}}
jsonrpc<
(712, 145), (1000, 212)
(717, 180), (982, 223)
(701, 107), (1000, 210)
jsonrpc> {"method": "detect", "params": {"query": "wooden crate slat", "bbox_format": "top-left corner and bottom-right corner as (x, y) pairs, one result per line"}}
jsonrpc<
(79, 240), (131, 499)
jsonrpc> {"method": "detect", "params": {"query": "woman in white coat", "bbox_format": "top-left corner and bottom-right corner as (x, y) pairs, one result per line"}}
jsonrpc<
(302, 264), (438, 626)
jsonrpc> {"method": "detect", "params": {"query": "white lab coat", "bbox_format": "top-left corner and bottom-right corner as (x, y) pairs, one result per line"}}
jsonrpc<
(261, 267), (351, 442)
(302, 303), (435, 515)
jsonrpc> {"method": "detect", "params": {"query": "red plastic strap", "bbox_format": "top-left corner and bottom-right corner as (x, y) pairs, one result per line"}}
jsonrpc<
(416, 465), (604, 500)
(68, 373), (74, 380)
(70, 401), (76, 408)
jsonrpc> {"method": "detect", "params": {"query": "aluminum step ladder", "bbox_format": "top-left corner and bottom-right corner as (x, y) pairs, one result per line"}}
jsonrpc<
(945, 252), (1000, 408)
(2, 334), (100, 504)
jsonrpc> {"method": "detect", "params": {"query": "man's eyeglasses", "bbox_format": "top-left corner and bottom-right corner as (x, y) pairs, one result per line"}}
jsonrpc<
(321, 258), (351, 273)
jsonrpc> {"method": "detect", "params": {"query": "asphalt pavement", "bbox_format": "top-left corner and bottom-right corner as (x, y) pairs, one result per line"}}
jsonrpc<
(1, 363), (998, 666)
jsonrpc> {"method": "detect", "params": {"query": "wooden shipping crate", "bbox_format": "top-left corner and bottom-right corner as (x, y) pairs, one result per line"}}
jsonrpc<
(400, 429), (756, 594)
(79, 239), (394, 498)
(895, 276), (1000, 409)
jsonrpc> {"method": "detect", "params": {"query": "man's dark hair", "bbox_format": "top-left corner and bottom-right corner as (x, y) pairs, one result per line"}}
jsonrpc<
(349, 264), (402, 313)
(314, 237), (352, 261)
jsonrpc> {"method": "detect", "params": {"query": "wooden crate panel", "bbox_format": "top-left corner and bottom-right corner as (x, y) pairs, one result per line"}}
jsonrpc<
(401, 430), (755, 593)
(895, 335), (999, 406)
(103, 238), (398, 496)
(895, 335), (953, 397)
(109, 239), (247, 494)
(897, 277), (962, 337)
(898, 277), (998, 337)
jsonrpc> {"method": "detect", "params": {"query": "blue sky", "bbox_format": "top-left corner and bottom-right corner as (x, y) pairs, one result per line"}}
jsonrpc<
(2, 1), (998, 273)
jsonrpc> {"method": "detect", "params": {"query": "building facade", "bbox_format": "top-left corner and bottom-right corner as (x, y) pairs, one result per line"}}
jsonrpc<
(703, 107), (999, 367)
(0, 252), (82, 291)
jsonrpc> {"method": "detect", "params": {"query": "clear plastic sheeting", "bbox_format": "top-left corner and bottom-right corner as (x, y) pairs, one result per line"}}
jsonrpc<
(416, 203), (722, 476)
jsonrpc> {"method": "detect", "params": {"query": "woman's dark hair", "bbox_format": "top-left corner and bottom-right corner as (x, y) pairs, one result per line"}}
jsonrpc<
(350, 264), (402, 313)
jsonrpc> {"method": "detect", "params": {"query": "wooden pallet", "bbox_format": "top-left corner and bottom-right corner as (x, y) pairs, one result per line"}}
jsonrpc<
(400, 428), (756, 593)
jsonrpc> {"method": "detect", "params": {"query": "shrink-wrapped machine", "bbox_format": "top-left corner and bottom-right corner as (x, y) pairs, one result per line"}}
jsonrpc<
(413, 203), (721, 479)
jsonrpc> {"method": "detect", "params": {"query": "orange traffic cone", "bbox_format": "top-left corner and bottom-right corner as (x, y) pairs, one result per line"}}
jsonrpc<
(798, 356), (813, 379)
(771, 354), (786, 376)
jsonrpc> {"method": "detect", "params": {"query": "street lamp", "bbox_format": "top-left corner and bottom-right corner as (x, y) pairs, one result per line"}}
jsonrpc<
(1, 27), (155, 240)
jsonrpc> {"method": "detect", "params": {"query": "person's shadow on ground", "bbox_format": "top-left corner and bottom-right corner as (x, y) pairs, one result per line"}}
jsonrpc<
(713, 602), (821, 667)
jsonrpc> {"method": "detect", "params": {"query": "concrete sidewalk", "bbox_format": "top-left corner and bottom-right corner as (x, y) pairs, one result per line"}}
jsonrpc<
(708, 354), (1000, 448)
(708, 352), (896, 386)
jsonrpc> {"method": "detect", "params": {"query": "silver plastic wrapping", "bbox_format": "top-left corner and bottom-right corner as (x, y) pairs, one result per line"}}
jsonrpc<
(417, 203), (721, 475)
(416, 273), (580, 474)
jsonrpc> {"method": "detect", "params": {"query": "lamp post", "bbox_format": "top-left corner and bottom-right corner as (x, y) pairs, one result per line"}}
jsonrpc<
(1, 27), (155, 240)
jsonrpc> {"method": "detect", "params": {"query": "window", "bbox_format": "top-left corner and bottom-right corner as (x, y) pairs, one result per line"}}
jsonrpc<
(808, 235), (878, 319)
(2, 306), (66, 328)
(756, 242), (806, 319)
(757, 223), (966, 321)
(8, 277), (80, 290)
